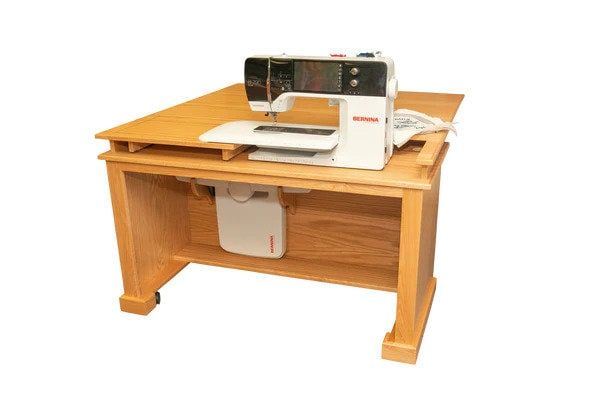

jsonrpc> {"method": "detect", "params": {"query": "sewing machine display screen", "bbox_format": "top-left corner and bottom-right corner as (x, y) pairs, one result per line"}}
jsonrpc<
(294, 61), (341, 93)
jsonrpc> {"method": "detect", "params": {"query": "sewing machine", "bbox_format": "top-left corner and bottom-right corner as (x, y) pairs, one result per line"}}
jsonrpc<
(200, 54), (398, 170)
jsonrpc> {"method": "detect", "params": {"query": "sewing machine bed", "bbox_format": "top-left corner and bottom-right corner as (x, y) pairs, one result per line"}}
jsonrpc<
(199, 120), (340, 152)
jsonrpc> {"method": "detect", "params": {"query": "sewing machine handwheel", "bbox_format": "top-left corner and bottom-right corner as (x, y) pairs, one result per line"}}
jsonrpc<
(155, 291), (161, 305)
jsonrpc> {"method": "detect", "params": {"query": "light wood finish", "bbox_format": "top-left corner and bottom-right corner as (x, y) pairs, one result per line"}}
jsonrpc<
(106, 159), (410, 196)
(221, 145), (249, 161)
(96, 84), (462, 164)
(188, 189), (401, 272)
(277, 187), (296, 214)
(381, 169), (442, 363)
(106, 164), (190, 314)
(110, 140), (128, 152)
(127, 142), (151, 153)
(119, 293), (157, 315)
(100, 152), (408, 197)
(416, 172), (441, 312)
(190, 179), (214, 205)
(416, 133), (447, 166)
(98, 142), (449, 192)
(422, 141), (449, 182)
(174, 243), (398, 292)
(98, 84), (462, 363)
(420, 166), (430, 180)
(98, 111), (244, 150)
(382, 278), (436, 363)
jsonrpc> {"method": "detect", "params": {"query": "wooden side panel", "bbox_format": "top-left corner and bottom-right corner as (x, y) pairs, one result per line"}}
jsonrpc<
(416, 171), (441, 312)
(393, 168), (442, 344)
(106, 163), (141, 297)
(124, 172), (190, 294)
(187, 189), (401, 271)
(382, 277), (436, 363)
(395, 189), (423, 343)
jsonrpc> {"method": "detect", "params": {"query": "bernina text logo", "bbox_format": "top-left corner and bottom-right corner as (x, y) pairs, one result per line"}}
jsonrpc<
(269, 234), (275, 254)
(353, 116), (379, 123)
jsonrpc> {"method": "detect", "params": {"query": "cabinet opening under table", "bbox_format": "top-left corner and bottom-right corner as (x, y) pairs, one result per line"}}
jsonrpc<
(102, 141), (444, 365)
(119, 171), (402, 293)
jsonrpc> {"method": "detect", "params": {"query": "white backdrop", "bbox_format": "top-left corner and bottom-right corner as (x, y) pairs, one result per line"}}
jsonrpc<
(1, 1), (599, 398)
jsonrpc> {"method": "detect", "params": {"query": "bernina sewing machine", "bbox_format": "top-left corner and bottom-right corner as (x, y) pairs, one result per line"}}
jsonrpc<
(200, 54), (398, 170)
(192, 54), (398, 259)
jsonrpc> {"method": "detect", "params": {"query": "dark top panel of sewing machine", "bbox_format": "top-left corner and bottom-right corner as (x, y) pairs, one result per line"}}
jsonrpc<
(244, 57), (388, 101)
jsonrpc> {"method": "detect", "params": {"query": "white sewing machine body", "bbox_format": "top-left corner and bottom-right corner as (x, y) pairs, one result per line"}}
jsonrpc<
(200, 54), (398, 170)
(194, 54), (398, 258)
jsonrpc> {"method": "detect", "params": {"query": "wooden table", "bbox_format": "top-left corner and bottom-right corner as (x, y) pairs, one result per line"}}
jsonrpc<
(96, 83), (463, 363)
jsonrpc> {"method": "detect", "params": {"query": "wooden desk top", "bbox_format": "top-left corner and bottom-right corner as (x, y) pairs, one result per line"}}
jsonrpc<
(96, 84), (462, 149)
(97, 84), (463, 193)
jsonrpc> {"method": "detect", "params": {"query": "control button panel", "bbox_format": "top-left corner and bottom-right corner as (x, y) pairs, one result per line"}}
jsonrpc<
(340, 61), (387, 96)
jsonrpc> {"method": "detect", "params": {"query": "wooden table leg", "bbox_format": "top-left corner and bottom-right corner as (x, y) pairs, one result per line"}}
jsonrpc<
(382, 171), (441, 363)
(106, 162), (191, 315)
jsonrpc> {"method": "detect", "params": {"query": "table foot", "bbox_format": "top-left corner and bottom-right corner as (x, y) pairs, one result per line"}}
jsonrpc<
(381, 333), (418, 363)
(381, 277), (437, 363)
(119, 293), (157, 315)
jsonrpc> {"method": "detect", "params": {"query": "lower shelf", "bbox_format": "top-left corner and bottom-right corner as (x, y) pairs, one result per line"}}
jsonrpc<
(173, 243), (398, 292)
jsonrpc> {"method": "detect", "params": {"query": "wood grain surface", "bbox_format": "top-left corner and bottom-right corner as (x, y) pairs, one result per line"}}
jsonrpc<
(187, 188), (401, 273)
(96, 84), (463, 157)
(98, 142), (449, 192)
